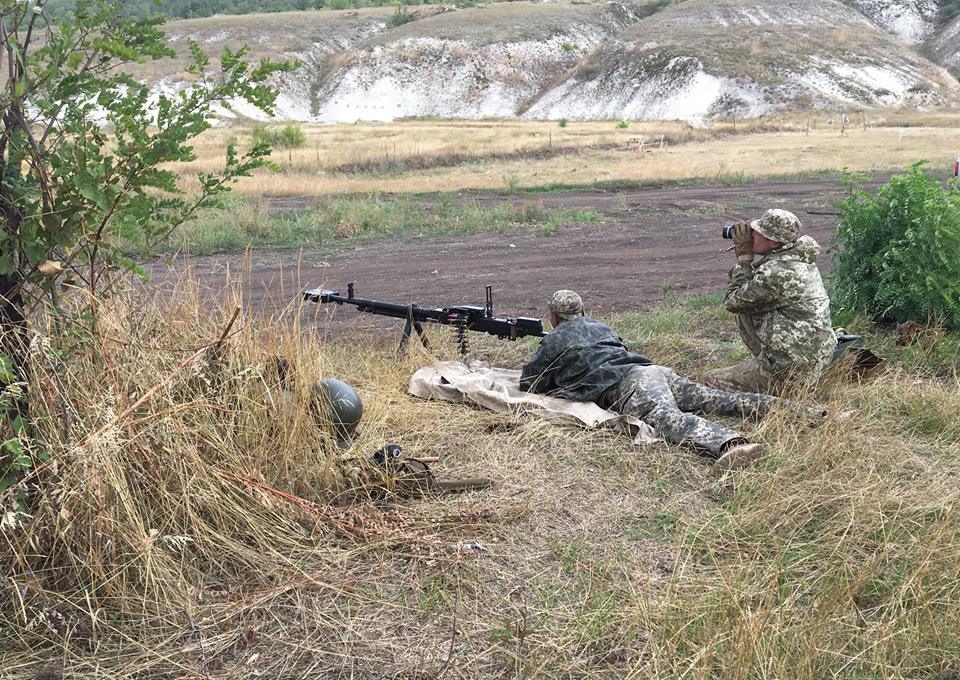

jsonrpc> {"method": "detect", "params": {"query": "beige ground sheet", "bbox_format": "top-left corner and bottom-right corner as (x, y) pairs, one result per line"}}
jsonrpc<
(407, 361), (659, 445)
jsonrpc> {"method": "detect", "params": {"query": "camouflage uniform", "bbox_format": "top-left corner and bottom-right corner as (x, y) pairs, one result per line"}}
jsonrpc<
(705, 210), (837, 394)
(519, 314), (653, 404)
(520, 308), (817, 456)
(606, 364), (783, 455)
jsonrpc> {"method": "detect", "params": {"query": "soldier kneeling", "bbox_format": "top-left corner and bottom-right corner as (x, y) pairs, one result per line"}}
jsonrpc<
(704, 209), (836, 395)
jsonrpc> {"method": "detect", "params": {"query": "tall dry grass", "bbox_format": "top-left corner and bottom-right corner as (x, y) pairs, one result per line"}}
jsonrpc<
(0, 281), (465, 675)
(633, 369), (960, 677)
(172, 115), (960, 197)
(2, 282), (959, 677)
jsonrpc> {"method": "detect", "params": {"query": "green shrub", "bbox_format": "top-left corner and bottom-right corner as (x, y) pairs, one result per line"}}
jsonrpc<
(558, 118), (568, 128)
(277, 123), (306, 148)
(387, 1), (416, 27)
(249, 122), (275, 148)
(249, 123), (306, 150)
(832, 163), (960, 329)
(616, 120), (629, 129)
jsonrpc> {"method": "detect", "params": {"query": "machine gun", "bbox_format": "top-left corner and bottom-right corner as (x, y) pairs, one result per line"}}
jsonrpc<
(303, 283), (545, 354)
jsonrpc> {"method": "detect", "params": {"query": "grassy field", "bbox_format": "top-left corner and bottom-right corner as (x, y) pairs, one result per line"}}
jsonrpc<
(2, 281), (958, 677)
(172, 114), (960, 198)
(148, 193), (601, 254)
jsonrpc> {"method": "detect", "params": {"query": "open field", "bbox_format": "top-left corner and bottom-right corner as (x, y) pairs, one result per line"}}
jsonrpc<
(173, 115), (960, 197)
(148, 177), (864, 318)
(3, 279), (958, 677)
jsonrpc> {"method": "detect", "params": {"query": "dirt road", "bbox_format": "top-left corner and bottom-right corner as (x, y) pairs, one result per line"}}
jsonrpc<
(145, 179), (856, 334)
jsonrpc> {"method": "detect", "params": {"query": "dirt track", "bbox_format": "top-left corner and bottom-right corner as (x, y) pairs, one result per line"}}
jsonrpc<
(145, 179), (861, 335)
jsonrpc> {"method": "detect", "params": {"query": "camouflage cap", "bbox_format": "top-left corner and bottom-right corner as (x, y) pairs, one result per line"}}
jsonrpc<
(750, 209), (802, 244)
(548, 290), (584, 320)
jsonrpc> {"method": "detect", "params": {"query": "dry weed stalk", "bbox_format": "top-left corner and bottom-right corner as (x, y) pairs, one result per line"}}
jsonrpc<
(0, 280), (477, 675)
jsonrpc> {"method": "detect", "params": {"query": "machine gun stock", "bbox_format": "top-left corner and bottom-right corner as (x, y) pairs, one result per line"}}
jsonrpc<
(304, 283), (545, 354)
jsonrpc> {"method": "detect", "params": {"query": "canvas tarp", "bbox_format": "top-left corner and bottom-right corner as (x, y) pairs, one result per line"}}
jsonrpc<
(407, 361), (658, 445)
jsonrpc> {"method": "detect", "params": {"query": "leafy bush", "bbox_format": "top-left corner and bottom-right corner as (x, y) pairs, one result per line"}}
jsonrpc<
(616, 120), (629, 129)
(249, 122), (307, 149)
(278, 123), (307, 148)
(249, 122), (275, 147)
(558, 118), (568, 128)
(832, 163), (960, 329)
(387, 0), (416, 27)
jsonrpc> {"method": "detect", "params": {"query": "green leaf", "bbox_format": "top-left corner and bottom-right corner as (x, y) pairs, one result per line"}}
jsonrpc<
(0, 252), (16, 276)
(2, 438), (23, 458)
(0, 355), (16, 384)
(78, 183), (108, 211)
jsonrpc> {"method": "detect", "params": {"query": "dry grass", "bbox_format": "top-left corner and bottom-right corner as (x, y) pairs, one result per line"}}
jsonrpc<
(173, 115), (960, 197)
(2, 278), (959, 677)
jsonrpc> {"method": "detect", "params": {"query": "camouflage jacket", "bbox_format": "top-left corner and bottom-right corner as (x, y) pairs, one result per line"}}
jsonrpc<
(725, 235), (836, 379)
(519, 316), (651, 406)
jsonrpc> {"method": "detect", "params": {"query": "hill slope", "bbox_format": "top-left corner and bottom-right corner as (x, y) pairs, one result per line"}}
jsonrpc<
(312, 1), (651, 121)
(524, 0), (960, 121)
(145, 0), (960, 123)
(849, 0), (941, 43)
(930, 13), (960, 76)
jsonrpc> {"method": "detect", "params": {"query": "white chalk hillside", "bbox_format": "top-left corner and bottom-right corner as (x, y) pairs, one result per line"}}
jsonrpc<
(146, 0), (960, 124)
(523, 0), (960, 122)
(311, 1), (647, 122)
(850, 0), (940, 44)
(930, 13), (960, 74)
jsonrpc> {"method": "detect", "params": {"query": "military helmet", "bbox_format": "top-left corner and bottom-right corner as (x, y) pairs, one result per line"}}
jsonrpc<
(314, 378), (363, 439)
(750, 209), (802, 244)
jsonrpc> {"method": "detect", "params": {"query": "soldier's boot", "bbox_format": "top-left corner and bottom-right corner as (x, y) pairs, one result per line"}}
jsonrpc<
(713, 441), (765, 473)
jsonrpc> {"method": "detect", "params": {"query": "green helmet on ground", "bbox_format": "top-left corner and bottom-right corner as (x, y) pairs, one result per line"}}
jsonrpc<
(314, 378), (364, 440)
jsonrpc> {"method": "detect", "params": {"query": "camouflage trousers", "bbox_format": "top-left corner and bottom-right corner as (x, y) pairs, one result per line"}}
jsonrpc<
(702, 356), (777, 395)
(607, 365), (782, 456)
(702, 313), (777, 394)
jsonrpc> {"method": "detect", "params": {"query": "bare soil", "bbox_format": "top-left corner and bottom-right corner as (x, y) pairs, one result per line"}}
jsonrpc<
(145, 179), (861, 338)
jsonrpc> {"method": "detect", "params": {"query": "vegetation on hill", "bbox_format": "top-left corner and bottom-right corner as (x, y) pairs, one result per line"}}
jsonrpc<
(944, 0), (960, 22)
(45, 0), (501, 20)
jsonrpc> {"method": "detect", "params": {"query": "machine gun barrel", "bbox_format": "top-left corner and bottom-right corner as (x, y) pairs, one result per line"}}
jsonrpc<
(304, 287), (447, 323)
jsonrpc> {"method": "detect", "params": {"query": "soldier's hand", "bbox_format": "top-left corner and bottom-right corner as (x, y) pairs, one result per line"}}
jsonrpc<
(732, 223), (754, 264)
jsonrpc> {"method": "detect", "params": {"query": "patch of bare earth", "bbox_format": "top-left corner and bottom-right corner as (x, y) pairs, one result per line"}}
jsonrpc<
(144, 178), (857, 330)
